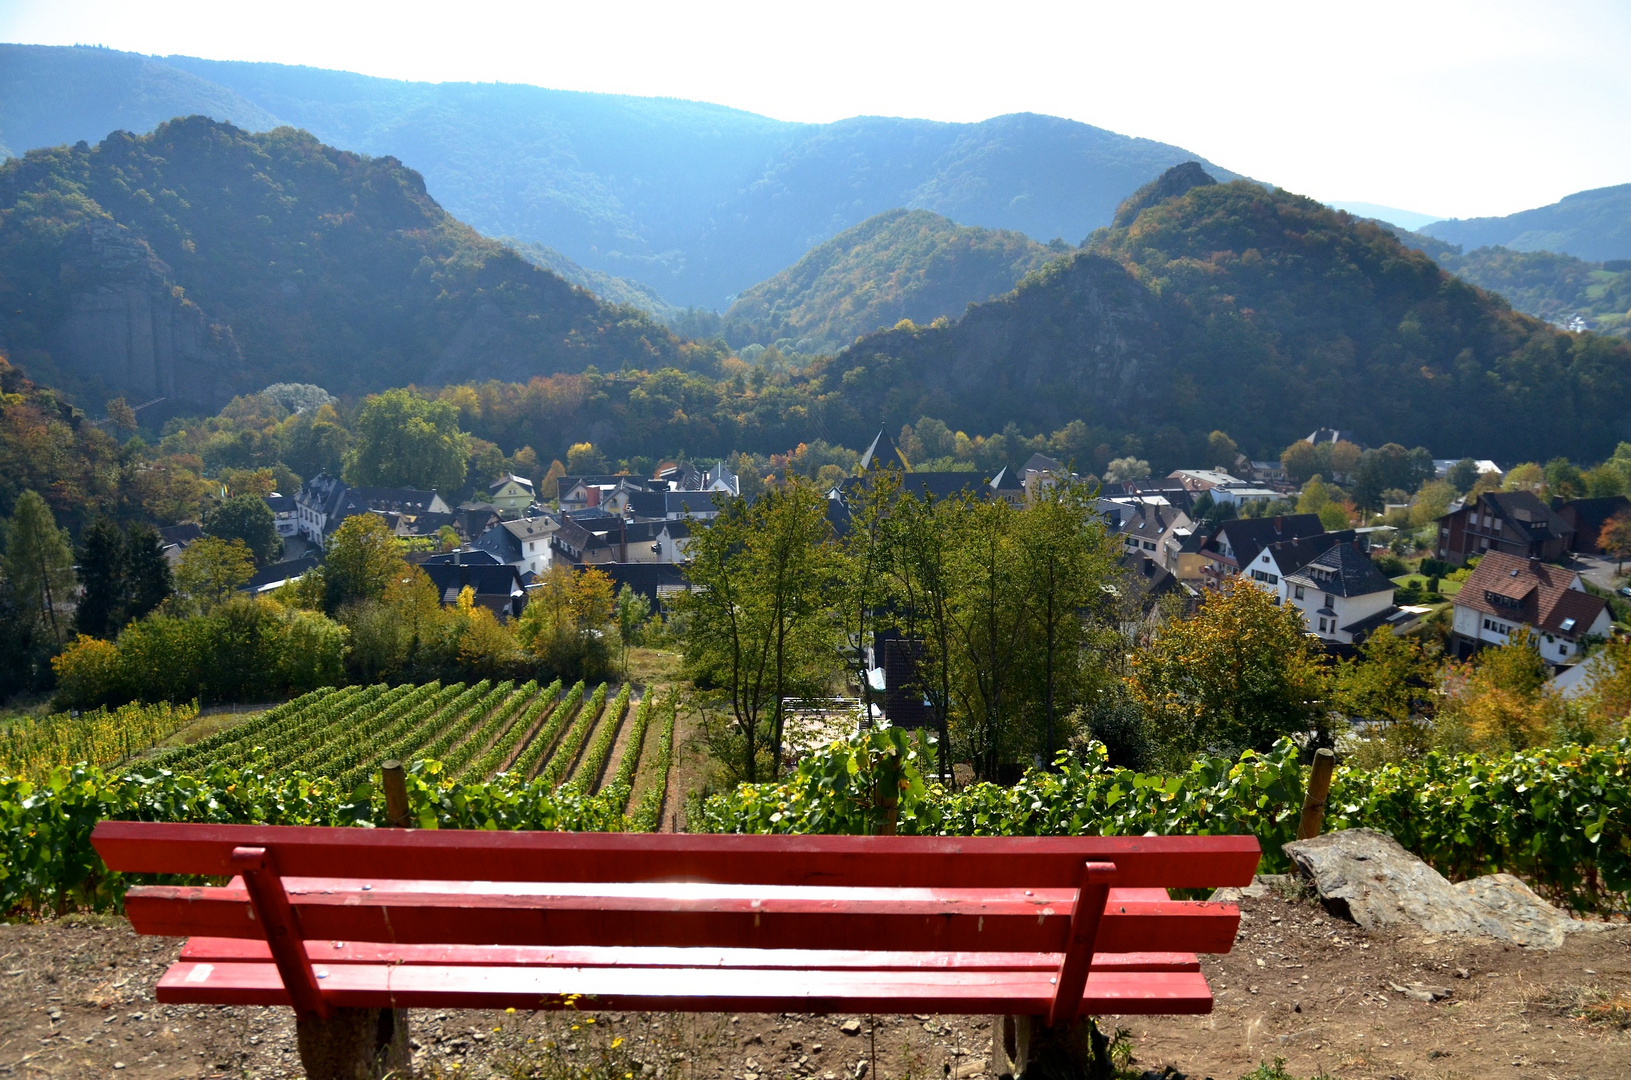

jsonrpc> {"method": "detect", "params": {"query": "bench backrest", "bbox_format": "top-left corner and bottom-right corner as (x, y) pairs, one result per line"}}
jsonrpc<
(92, 821), (1260, 1024)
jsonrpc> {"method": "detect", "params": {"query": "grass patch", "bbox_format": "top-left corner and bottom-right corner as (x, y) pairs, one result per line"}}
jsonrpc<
(625, 647), (682, 686)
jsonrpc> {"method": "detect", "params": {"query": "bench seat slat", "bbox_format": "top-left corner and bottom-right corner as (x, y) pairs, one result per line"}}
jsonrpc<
(124, 885), (1240, 955)
(155, 961), (1215, 1016)
(92, 822), (1260, 889)
(179, 938), (1203, 973)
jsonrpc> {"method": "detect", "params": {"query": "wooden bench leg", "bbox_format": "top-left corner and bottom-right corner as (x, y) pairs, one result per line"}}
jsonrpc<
(991, 1015), (1113, 1080)
(296, 1006), (411, 1080)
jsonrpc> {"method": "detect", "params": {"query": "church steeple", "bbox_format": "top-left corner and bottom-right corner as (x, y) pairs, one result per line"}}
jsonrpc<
(858, 428), (910, 472)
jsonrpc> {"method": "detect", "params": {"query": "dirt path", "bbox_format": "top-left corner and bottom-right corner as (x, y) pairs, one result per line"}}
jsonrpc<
(10, 885), (1627, 1079)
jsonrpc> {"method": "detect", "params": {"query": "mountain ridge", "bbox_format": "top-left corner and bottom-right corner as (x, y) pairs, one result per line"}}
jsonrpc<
(720, 208), (1065, 354)
(0, 116), (697, 414)
(1421, 182), (1631, 263)
(0, 43), (1242, 308)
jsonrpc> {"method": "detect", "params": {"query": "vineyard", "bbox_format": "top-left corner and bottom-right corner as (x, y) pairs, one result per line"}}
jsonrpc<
(146, 679), (676, 813)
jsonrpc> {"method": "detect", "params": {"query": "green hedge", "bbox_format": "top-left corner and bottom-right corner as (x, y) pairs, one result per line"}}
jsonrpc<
(696, 730), (1631, 913)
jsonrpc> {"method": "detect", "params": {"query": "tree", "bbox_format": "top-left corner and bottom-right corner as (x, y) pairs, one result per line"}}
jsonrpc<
(1544, 457), (1584, 500)
(203, 493), (284, 565)
(1205, 430), (1239, 472)
(174, 537), (256, 612)
(1332, 626), (1434, 724)
(1280, 441), (1321, 486)
(1445, 458), (1481, 494)
(679, 481), (836, 781)
(836, 470), (901, 724)
(615, 583), (651, 670)
(124, 523), (173, 622)
(1127, 579), (1329, 765)
(1598, 512), (1631, 573)
(1014, 481), (1119, 762)
(342, 389), (469, 493)
(888, 490), (961, 779)
(516, 563), (616, 680)
(1, 490), (76, 648)
(946, 496), (1031, 779)
(75, 517), (129, 638)
(321, 513), (408, 613)
(566, 442), (607, 475)
(1104, 456), (1150, 484)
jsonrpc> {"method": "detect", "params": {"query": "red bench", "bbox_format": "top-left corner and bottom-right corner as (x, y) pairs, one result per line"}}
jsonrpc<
(91, 822), (1259, 1078)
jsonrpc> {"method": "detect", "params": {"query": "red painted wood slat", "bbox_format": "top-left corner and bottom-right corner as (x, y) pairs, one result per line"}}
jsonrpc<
(91, 822), (1260, 889)
(154, 961), (1216, 1016)
(1049, 861), (1116, 1026)
(123, 884), (1241, 954)
(178, 938), (1203, 973)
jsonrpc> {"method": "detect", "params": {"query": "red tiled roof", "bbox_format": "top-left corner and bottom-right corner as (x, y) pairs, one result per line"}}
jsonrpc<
(1456, 551), (1607, 639)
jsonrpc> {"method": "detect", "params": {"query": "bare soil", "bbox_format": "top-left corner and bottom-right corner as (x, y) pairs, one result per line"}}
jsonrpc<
(2, 890), (1627, 1079)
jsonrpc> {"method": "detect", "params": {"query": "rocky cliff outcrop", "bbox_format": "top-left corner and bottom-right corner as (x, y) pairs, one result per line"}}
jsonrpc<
(49, 220), (244, 409)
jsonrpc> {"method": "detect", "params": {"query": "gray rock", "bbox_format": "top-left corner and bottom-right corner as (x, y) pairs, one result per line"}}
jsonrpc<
(1283, 828), (1597, 948)
(1452, 873), (1607, 948)
(1283, 829), (1496, 936)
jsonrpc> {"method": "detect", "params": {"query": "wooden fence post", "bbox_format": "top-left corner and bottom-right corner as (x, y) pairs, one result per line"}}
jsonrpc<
(290, 764), (416, 1079)
(1296, 748), (1336, 841)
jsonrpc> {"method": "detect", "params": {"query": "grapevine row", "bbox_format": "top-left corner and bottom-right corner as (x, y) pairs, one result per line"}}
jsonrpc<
(508, 681), (586, 779)
(0, 701), (199, 783)
(363, 680), (493, 781)
(286, 682), (445, 776)
(409, 680), (514, 770)
(573, 683), (631, 792)
(538, 682), (609, 789)
(467, 679), (562, 780)
(236, 684), (414, 772)
(333, 682), (468, 789)
(443, 681), (538, 777)
(610, 689), (656, 793)
(161, 685), (369, 772)
(156, 686), (350, 771)
(632, 690), (678, 831)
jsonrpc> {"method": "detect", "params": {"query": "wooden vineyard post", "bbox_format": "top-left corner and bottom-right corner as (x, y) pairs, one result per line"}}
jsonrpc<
(381, 759), (412, 828)
(1296, 748), (1336, 841)
(289, 765), (417, 1079)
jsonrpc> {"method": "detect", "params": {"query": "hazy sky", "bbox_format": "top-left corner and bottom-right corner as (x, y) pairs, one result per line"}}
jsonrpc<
(4, 0), (1628, 220)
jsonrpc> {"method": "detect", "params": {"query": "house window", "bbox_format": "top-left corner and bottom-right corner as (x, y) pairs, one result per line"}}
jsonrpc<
(1293, 585), (1305, 600)
(1317, 617), (1327, 632)
(1325, 594), (1335, 608)
(1559, 644), (1568, 656)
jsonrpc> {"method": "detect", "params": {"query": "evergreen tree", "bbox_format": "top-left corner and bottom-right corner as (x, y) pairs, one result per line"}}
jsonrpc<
(75, 516), (128, 638)
(124, 523), (173, 621)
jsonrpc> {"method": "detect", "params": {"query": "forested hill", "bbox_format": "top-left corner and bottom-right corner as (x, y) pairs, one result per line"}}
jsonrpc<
(1420, 182), (1631, 263)
(721, 209), (1065, 354)
(0, 117), (697, 412)
(813, 170), (1631, 463)
(0, 44), (1240, 309)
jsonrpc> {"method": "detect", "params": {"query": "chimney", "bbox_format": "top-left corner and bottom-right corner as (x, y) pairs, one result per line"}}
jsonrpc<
(587, 485), (600, 509)
(1274, 515), (1284, 533)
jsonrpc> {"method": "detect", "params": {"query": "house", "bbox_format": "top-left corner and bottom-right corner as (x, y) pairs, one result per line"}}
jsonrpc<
(294, 473), (450, 547)
(156, 522), (205, 567)
(656, 460), (740, 496)
(1020, 453), (1076, 498)
(420, 562), (528, 619)
(1239, 529), (1357, 604)
(1200, 514), (1326, 585)
(1117, 503), (1193, 561)
(596, 562), (694, 612)
(558, 474), (652, 511)
(1450, 551), (1611, 662)
(1556, 496), (1631, 555)
(1113, 480), (1195, 513)
(1305, 428), (1360, 447)
(1283, 540), (1407, 644)
(240, 553), (319, 595)
(624, 489), (727, 521)
(1166, 469), (1276, 507)
(1433, 458), (1503, 482)
(1435, 491), (1573, 566)
(264, 493), (299, 537)
(473, 516), (559, 577)
(486, 474), (536, 516)
(1161, 526), (1210, 583)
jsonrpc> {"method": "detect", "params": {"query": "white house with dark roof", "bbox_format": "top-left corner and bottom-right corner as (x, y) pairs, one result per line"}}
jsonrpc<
(1242, 530), (1357, 604)
(1283, 539), (1406, 644)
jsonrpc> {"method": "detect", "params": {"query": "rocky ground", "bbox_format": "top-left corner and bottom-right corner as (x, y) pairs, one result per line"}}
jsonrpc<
(0, 888), (1626, 1080)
